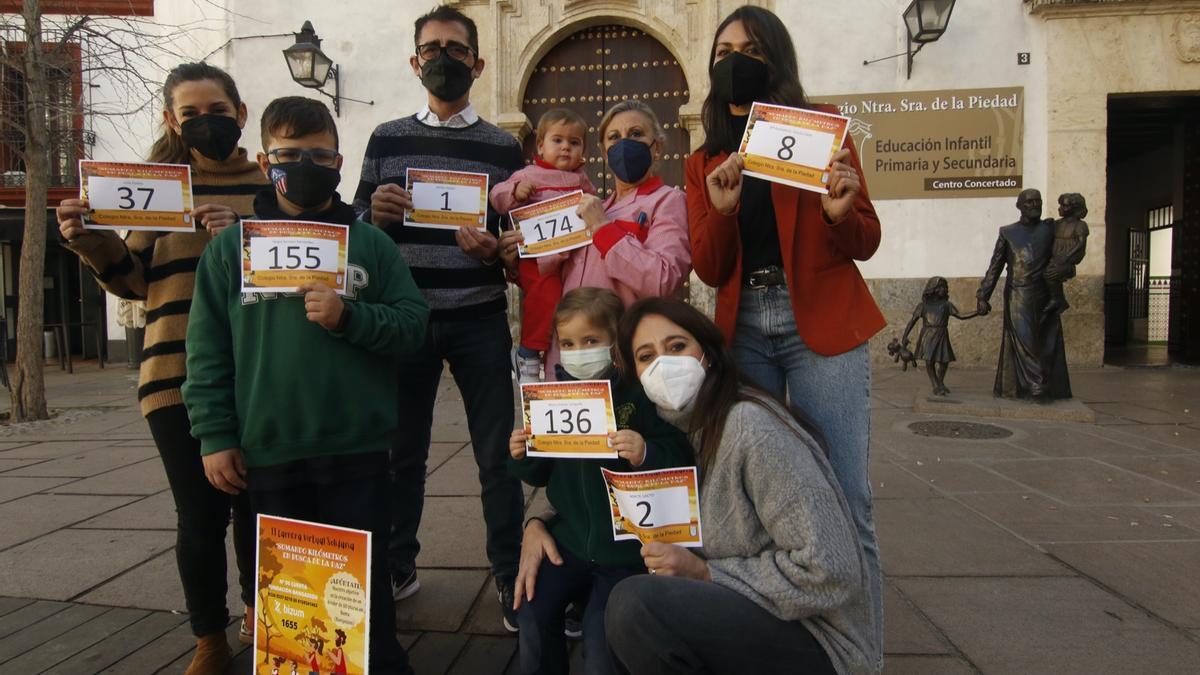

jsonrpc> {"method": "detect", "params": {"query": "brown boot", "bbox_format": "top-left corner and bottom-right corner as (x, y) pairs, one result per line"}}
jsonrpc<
(184, 632), (232, 675)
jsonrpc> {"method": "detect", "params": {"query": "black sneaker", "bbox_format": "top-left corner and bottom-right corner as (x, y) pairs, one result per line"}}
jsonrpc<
(563, 602), (583, 639)
(392, 569), (420, 602)
(496, 576), (519, 633)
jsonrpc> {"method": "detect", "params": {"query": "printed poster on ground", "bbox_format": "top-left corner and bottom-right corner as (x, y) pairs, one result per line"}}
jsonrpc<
(254, 514), (371, 675)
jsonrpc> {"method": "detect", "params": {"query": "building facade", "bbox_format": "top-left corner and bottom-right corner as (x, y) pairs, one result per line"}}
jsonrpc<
(7, 0), (1198, 366)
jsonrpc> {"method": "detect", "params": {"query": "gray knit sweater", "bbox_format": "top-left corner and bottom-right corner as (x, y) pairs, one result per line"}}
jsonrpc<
(668, 396), (880, 675)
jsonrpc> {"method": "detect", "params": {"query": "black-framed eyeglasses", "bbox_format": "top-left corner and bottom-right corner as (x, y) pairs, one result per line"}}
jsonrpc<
(416, 41), (475, 62)
(267, 148), (340, 167)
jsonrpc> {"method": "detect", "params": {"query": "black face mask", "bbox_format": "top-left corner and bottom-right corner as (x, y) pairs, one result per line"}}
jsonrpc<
(420, 52), (474, 102)
(607, 139), (654, 184)
(180, 114), (242, 161)
(268, 159), (341, 210)
(710, 52), (770, 106)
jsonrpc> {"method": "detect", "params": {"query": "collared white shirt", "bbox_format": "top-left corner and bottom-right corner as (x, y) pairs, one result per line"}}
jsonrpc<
(416, 103), (479, 128)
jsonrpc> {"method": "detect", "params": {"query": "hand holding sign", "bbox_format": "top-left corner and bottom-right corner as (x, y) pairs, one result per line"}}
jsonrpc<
(602, 467), (703, 547)
(641, 541), (711, 580)
(821, 148), (862, 222)
(79, 160), (194, 232)
(511, 191), (593, 258)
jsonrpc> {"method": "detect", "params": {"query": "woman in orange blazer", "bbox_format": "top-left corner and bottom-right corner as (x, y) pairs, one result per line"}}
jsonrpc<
(686, 6), (886, 657)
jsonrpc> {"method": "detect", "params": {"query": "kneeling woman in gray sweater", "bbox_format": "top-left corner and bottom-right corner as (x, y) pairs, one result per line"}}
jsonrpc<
(604, 298), (881, 675)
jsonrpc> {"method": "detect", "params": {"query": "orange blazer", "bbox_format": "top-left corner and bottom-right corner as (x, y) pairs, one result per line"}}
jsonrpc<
(685, 117), (886, 357)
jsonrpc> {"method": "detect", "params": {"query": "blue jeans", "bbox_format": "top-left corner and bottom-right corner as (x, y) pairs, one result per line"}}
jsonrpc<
(517, 546), (638, 675)
(389, 312), (524, 580)
(732, 284), (883, 653)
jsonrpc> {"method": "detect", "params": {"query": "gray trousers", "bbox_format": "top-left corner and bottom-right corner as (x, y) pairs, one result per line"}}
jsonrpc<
(604, 575), (836, 675)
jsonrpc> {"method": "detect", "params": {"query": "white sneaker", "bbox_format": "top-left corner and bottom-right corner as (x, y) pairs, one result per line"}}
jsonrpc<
(514, 351), (543, 383)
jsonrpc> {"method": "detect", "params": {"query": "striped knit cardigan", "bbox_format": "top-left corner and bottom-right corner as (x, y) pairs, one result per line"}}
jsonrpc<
(66, 149), (268, 417)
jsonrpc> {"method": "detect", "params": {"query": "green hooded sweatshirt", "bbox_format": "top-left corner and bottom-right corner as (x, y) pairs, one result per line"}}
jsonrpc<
(183, 195), (429, 468)
(508, 369), (695, 569)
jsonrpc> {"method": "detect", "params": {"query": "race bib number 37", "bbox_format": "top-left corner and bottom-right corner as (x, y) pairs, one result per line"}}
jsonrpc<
(79, 160), (194, 232)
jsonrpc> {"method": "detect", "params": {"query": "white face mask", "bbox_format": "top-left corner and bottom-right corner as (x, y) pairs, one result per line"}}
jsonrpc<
(560, 345), (613, 380)
(639, 354), (707, 411)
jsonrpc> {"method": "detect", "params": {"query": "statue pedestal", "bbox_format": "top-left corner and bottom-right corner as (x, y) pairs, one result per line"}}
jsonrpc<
(912, 391), (1096, 423)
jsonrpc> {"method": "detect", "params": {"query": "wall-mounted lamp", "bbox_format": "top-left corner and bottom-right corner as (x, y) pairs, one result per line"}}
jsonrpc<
(282, 21), (374, 116)
(864, 0), (956, 79)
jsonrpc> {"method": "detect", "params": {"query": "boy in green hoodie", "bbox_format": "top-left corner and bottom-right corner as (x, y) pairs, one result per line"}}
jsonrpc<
(183, 96), (428, 674)
(507, 287), (693, 675)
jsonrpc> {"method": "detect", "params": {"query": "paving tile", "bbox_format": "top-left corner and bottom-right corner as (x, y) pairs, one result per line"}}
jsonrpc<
(982, 458), (1200, 506)
(0, 597), (34, 618)
(890, 458), (1028, 494)
(0, 476), (74, 504)
(870, 462), (941, 500)
(427, 441), (468, 473)
(3, 444), (157, 477)
(427, 454), (484, 497)
(1089, 424), (1200, 454)
(1046, 541), (1200, 629)
(75, 490), (176, 530)
(0, 606), (148, 673)
(876, 499), (1068, 577)
(415, 497), (490, 569)
(460, 576), (510, 637)
(0, 493), (137, 549)
(0, 601), (70, 639)
(1012, 426), (1173, 458)
(0, 440), (119, 459)
(1089, 402), (1190, 425)
(0, 458), (48, 472)
(446, 634), (516, 674)
(0, 602), (110, 663)
(46, 458), (168, 495)
(883, 584), (952, 655)
(1138, 505), (1200, 532)
(956, 492), (1200, 543)
(79, 537), (247, 618)
(406, 630), (470, 675)
(0, 529), (174, 600)
(883, 655), (975, 674)
(1095, 455), (1200, 495)
(395, 569), (488, 632)
(896, 577), (1200, 674)
(877, 427), (1036, 462)
(96, 617), (194, 674)
(44, 610), (189, 674)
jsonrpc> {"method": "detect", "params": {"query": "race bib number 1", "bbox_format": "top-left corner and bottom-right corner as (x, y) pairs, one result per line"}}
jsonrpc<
(404, 168), (489, 230)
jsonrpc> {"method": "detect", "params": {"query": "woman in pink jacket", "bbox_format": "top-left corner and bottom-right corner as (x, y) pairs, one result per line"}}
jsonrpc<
(499, 99), (691, 379)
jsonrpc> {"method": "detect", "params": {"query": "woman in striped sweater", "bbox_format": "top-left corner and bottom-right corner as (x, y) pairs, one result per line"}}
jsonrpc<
(55, 63), (267, 675)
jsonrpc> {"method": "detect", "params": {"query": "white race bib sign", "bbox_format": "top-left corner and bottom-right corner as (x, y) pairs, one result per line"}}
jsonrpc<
(410, 181), (484, 215)
(611, 485), (692, 530)
(511, 191), (592, 258)
(248, 237), (340, 274)
(743, 121), (837, 173)
(87, 176), (186, 213)
(528, 398), (608, 437)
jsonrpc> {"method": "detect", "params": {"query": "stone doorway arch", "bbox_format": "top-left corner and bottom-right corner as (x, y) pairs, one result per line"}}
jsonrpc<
(520, 24), (691, 195)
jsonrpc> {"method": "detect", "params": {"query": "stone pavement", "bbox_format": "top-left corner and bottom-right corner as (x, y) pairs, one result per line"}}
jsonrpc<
(0, 361), (1198, 673)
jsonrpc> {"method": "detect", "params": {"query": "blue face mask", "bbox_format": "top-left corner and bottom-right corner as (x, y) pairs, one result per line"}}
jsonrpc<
(606, 138), (654, 184)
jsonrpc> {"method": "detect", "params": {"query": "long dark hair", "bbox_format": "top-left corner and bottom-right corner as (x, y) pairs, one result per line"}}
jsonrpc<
(147, 62), (243, 164)
(700, 6), (809, 156)
(616, 298), (827, 479)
